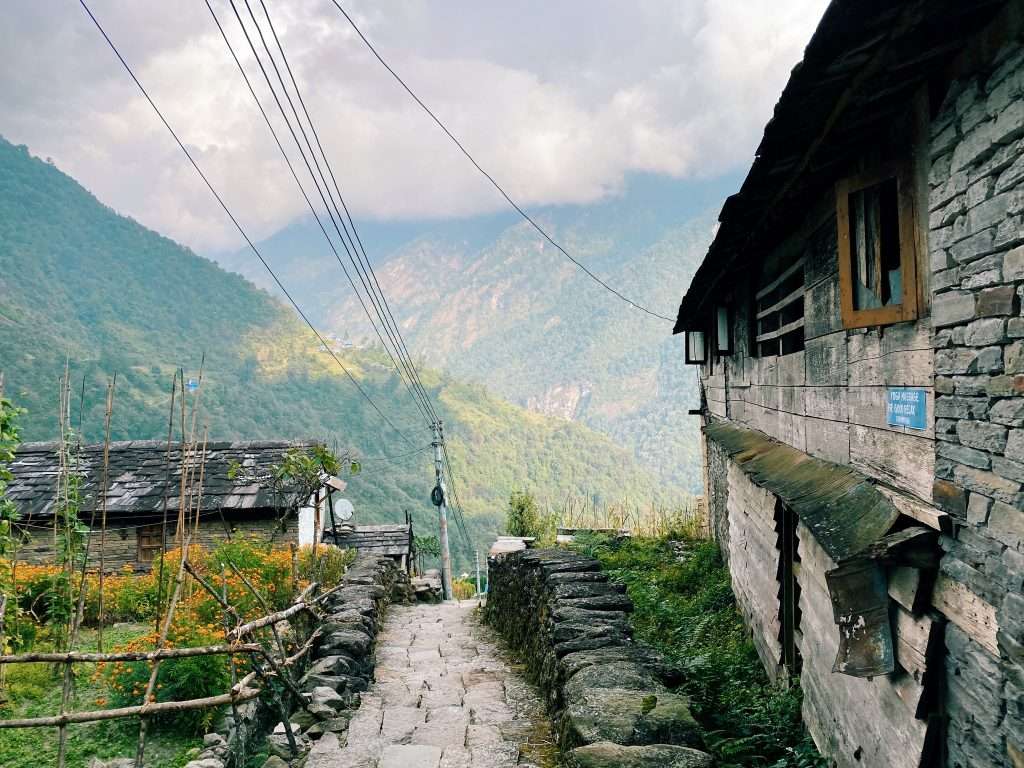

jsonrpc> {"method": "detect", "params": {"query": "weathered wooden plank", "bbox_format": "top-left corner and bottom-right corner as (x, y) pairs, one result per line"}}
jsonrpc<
(805, 386), (849, 421)
(779, 387), (807, 416)
(847, 385), (935, 438)
(805, 417), (852, 465)
(931, 573), (999, 656)
(893, 605), (938, 683)
(848, 349), (933, 387)
(864, 527), (938, 569)
(805, 276), (843, 340)
(850, 426), (934, 500)
(875, 485), (951, 533)
(805, 330), (848, 386)
(888, 566), (929, 613)
(778, 351), (807, 386)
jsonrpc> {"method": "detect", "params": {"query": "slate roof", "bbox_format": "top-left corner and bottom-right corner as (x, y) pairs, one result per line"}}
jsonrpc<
(6, 440), (315, 519)
(328, 524), (412, 557)
(704, 418), (899, 563)
(674, 0), (1007, 331)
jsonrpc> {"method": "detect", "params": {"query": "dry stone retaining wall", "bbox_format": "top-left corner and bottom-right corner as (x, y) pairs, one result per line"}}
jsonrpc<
(186, 553), (408, 768)
(484, 548), (713, 768)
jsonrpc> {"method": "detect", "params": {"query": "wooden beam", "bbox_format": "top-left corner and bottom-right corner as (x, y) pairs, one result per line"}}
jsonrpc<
(876, 485), (951, 533)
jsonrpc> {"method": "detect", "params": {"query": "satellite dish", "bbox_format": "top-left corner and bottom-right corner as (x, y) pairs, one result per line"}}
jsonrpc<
(332, 497), (354, 522)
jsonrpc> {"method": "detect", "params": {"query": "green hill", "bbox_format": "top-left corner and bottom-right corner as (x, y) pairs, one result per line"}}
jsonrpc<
(0, 137), (691, 570)
(218, 176), (728, 494)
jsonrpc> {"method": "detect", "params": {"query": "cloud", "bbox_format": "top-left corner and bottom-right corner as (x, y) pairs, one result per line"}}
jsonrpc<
(0, 0), (828, 250)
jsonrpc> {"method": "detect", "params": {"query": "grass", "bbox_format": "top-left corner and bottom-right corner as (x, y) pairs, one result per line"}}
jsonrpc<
(0, 624), (202, 768)
(572, 534), (825, 768)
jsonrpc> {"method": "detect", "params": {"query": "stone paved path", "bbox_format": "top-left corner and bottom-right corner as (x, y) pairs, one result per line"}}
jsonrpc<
(307, 601), (557, 768)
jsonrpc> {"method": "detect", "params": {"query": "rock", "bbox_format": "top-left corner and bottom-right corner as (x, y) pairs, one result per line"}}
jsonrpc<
(319, 628), (372, 657)
(88, 760), (136, 768)
(183, 759), (225, 768)
(202, 732), (227, 748)
(569, 742), (714, 768)
(304, 714), (352, 739)
(267, 729), (310, 760)
(261, 757), (290, 768)
(290, 709), (319, 730)
(304, 654), (359, 678)
(562, 687), (702, 748)
(564, 662), (666, 696)
(308, 685), (346, 718)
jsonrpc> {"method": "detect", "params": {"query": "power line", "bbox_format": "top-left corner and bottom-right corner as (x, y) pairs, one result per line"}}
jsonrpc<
(214, 2), (471, 551)
(328, 0), (675, 325)
(251, 0), (441, 427)
(77, 0), (418, 449)
(208, 0), (435, 429)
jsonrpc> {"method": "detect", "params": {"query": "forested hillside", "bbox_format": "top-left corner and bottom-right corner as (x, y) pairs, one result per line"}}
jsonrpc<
(0, 137), (691, 569)
(217, 175), (731, 492)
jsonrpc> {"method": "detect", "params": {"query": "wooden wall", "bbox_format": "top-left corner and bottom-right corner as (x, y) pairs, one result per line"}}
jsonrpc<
(798, 522), (937, 768)
(701, 215), (936, 504)
(17, 515), (300, 571)
(726, 462), (784, 681)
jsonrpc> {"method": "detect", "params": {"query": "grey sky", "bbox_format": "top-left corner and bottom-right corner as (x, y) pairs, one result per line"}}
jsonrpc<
(1, 1), (828, 250)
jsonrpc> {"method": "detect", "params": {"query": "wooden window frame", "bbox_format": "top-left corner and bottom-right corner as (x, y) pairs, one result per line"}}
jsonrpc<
(715, 304), (733, 356)
(684, 330), (706, 365)
(137, 523), (167, 565)
(754, 257), (805, 358)
(836, 162), (919, 329)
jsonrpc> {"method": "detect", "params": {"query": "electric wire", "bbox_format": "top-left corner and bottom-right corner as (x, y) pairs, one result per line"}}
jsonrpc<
(328, 0), (676, 324)
(209, 0), (435, 428)
(77, 0), (418, 449)
(253, 0), (441, 427)
(236, 0), (437, 427)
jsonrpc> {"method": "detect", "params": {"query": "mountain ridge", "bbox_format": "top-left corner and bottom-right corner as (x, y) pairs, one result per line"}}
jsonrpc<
(0, 136), (692, 569)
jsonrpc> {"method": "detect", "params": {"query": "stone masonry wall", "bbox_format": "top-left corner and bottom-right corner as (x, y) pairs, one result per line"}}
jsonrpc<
(485, 548), (713, 768)
(929, 37), (1024, 768)
(187, 554), (406, 768)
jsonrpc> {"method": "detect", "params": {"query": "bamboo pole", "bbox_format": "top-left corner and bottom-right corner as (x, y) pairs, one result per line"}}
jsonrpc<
(134, 522), (197, 768)
(0, 680), (261, 729)
(98, 375), (115, 653)
(156, 371), (178, 633)
(221, 566), (245, 761)
(0, 644), (261, 665)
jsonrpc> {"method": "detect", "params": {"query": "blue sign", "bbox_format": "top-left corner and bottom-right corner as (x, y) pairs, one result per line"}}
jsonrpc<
(887, 388), (927, 430)
(186, 378), (199, 393)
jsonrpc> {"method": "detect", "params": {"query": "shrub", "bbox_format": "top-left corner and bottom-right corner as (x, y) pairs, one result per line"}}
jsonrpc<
(505, 491), (554, 543)
(576, 535), (824, 768)
(98, 621), (236, 734)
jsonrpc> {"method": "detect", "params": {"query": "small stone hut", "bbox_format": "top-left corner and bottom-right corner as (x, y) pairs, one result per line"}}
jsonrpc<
(674, 1), (1024, 766)
(6, 439), (316, 570)
(326, 522), (414, 573)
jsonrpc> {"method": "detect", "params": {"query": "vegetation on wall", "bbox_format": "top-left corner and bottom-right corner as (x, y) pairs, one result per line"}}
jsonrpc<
(573, 534), (824, 768)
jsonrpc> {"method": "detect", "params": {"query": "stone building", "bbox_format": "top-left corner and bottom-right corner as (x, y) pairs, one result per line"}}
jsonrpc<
(6, 440), (318, 570)
(674, 1), (1024, 766)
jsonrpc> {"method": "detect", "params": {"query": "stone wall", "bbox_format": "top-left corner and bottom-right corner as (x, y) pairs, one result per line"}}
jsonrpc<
(186, 554), (407, 768)
(928, 36), (1024, 768)
(484, 548), (713, 768)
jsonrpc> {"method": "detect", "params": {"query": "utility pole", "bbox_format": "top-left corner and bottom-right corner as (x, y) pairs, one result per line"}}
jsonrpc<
(475, 550), (482, 596)
(431, 420), (454, 601)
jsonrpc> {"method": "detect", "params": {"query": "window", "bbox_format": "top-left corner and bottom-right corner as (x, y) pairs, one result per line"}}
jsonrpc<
(776, 501), (802, 674)
(715, 305), (732, 355)
(836, 164), (919, 328)
(755, 257), (805, 357)
(684, 330), (706, 365)
(137, 524), (167, 564)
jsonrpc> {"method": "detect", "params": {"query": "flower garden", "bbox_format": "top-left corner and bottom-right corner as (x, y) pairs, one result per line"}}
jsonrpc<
(0, 539), (354, 768)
